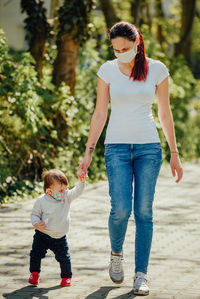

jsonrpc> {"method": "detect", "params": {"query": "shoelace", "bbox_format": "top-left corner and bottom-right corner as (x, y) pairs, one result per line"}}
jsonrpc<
(111, 256), (123, 273)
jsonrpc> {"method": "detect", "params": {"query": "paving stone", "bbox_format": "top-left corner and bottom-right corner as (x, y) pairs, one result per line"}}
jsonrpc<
(0, 163), (200, 298)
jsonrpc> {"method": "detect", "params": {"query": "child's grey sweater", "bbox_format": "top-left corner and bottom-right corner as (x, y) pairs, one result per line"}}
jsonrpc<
(31, 181), (85, 239)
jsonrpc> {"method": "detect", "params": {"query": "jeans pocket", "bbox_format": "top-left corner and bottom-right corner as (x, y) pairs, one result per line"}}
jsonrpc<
(105, 143), (117, 149)
(105, 144), (117, 157)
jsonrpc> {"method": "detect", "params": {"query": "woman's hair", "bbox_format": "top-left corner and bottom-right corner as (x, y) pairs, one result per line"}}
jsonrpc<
(42, 169), (68, 192)
(109, 21), (148, 81)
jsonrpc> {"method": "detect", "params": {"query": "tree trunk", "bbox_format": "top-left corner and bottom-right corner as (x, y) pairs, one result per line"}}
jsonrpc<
(20, 0), (50, 81)
(131, 0), (151, 30)
(155, 0), (164, 45)
(175, 0), (196, 63)
(146, 3), (152, 32)
(52, 0), (93, 93)
(99, 0), (120, 28)
(50, 0), (59, 41)
(52, 33), (80, 95)
(131, 0), (142, 26)
(30, 34), (46, 81)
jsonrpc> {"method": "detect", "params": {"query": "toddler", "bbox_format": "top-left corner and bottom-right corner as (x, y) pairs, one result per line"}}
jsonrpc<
(28, 169), (85, 287)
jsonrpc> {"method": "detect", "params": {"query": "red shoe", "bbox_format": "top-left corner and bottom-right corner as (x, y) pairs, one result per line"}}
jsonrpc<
(28, 272), (40, 285)
(60, 278), (71, 287)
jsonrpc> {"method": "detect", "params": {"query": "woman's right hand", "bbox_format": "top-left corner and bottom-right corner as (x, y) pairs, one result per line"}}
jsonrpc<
(77, 154), (92, 181)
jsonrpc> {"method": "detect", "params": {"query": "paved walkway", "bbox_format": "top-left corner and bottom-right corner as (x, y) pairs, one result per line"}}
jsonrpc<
(0, 163), (200, 299)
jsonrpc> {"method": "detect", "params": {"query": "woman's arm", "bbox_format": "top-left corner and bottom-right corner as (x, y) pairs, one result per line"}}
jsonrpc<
(156, 77), (183, 183)
(77, 77), (110, 180)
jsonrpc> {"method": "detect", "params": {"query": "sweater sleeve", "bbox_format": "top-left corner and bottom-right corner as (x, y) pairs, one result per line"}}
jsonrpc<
(31, 198), (42, 226)
(67, 181), (85, 204)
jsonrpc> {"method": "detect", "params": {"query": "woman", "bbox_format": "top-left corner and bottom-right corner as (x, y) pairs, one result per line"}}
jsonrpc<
(77, 21), (183, 296)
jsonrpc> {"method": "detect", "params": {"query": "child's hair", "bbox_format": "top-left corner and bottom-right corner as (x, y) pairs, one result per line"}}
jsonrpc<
(42, 169), (68, 192)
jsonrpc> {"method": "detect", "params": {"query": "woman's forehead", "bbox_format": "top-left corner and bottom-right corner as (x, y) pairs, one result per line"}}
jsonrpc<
(111, 37), (134, 50)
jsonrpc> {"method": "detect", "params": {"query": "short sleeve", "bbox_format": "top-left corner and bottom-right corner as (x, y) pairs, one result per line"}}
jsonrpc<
(156, 61), (169, 85)
(97, 62), (110, 84)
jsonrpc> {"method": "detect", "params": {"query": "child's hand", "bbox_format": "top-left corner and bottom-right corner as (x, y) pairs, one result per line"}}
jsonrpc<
(77, 157), (90, 181)
(79, 176), (86, 183)
(34, 221), (46, 231)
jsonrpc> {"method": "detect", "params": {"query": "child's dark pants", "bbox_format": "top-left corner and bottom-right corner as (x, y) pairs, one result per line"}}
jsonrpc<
(30, 230), (72, 278)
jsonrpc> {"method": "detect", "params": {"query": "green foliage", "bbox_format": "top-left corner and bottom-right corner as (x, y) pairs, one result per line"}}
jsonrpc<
(141, 24), (200, 161)
(191, 16), (200, 78)
(20, 0), (51, 43)
(0, 31), (108, 203)
(159, 56), (199, 161)
(1, 0), (200, 204)
(75, 38), (108, 180)
(0, 31), (84, 202)
(57, 0), (95, 44)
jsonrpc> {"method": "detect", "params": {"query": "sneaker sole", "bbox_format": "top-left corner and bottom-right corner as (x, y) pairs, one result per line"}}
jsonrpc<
(109, 270), (124, 284)
(133, 289), (149, 296)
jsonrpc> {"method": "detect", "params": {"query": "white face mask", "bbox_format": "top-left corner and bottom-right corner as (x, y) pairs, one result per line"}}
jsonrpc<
(114, 47), (137, 63)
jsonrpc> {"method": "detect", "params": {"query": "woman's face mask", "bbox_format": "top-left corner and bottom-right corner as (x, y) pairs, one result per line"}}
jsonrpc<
(114, 47), (137, 63)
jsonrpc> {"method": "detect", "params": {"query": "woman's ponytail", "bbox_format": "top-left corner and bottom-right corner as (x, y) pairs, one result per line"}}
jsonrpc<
(130, 30), (148, 81)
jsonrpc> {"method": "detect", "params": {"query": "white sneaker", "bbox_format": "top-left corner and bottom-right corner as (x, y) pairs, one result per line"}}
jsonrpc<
(133, 272), (149, 295)
(109, 253), (124, 284)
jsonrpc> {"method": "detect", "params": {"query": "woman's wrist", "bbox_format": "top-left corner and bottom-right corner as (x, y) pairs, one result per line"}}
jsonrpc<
(170, 150), (178, 153)
(85, 146), (95, 157)
(170, 150), (179, 155)
(89, 146), (95, 154)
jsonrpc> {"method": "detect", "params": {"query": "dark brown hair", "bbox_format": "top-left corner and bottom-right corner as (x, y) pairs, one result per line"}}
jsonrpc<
(109, 21), (148, 81)
(42, 169), (68, 192)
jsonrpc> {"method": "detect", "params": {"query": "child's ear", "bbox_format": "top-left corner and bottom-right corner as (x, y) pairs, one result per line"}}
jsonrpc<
(46, 188), (51, 194)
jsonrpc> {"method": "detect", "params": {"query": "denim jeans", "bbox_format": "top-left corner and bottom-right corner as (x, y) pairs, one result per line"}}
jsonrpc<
(105, 143), (162, 274)
(30, 230), (72, 278)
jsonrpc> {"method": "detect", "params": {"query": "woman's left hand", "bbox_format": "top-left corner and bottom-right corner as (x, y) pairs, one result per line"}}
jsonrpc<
(170, 154), (183, 183)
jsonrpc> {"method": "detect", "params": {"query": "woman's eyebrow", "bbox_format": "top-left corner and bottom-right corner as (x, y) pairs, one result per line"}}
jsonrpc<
(114, 47), (130, 51)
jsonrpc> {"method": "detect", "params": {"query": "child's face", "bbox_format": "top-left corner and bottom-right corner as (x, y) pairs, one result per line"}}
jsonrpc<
(46, 181), (68, 200)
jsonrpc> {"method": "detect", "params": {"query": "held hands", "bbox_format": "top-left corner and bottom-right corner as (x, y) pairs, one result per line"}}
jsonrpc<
(170, 154), (183, 183)
(77, 154), (92, 182)
(34, 221), (46, 231)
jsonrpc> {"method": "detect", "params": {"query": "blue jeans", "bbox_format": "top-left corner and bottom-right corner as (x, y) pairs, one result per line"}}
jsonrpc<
(105, 143), (162, 274)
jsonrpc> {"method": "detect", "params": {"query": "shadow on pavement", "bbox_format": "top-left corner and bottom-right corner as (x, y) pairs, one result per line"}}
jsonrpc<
(84, 286), (137, 299)
(3, 285), (61, 298)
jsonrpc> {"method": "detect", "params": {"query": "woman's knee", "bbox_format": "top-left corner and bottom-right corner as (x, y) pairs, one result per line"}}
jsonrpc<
(134, 208), (153, 223)
(110, 205), (132, 222)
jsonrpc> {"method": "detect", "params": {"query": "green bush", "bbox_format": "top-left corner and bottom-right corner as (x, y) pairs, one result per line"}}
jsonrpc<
(142, 25), (200, 161)
(1, 25), (200, 203)
(0, 31), (87, 202)
(0, 31), (108, 203)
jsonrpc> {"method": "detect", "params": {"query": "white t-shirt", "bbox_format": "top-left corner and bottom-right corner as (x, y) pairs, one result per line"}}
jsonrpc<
(97, 58), (169, 144)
